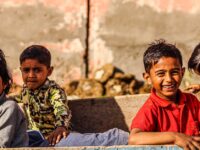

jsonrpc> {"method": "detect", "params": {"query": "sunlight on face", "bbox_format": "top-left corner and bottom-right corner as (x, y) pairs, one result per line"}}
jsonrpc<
(148, 57), (184, 101)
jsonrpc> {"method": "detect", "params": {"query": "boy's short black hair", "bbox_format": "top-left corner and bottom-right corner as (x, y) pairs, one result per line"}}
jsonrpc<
(188, 43), (200, 73)
(20, 45), (51, 67)
(143, 39), (183, 73)
(0, 49), (12, 94)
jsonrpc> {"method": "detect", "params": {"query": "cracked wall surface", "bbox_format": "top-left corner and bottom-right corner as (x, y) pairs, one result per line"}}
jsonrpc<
(0, 0), (86, 85)
(1, 0), (200, 86)
(90, 0), (200, 86)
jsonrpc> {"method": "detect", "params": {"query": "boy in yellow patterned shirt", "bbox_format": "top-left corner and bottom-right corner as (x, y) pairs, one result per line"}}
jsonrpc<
(17, 45), (71, 146)
(17, 45), (128, 147)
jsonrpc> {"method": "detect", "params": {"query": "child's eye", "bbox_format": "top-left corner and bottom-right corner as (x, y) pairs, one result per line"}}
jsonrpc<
(156, 72), (165, 77)
(171, 70), (180, 75)
(22, 68), (30, 73)
(33, 68), (41, 73)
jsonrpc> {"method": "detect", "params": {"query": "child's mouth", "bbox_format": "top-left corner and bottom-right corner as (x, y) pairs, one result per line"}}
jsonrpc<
(162, 84), (176, 90)
(27, 81), (37, 84)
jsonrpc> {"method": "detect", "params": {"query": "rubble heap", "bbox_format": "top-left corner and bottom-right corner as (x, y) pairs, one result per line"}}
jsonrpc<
(63, 64), (151, 98)
(8, 64), (151, 98)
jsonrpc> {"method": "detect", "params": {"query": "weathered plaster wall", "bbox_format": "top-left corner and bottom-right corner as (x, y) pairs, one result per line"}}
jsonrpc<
(1, 0), (200, 87)
(0, 0), (86, 85)
(90, 0), (200, 86)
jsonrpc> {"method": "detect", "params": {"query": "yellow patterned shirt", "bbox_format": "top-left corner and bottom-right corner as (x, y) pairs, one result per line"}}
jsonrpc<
(17, 79), (71, 136)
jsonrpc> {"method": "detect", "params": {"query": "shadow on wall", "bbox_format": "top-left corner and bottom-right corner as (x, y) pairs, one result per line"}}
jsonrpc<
(68, 97), (129, 133)
(68, 92), (200, 133)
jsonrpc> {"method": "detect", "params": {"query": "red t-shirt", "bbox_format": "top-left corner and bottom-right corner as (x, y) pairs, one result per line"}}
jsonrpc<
(131, 89), (200, 136)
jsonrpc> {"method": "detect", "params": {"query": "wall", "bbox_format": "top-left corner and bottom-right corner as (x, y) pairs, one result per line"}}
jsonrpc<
(0, 0), (200, 86)
(69, 92), (200, 133)
(69, 94), (148, 133)
(89, 0), (200, 87)
(0, 0), (86, 85)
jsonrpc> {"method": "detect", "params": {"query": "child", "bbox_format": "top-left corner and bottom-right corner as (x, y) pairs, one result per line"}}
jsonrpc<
(17, 45), (129, 147)
(185, 43), (200, 93)
(128, 40), (200, 150)
(0, 49), (28, 147)
(17, 45), (71, 146)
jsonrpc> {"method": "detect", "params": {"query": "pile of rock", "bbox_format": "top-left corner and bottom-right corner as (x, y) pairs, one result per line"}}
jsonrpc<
(63, 64), (151, 98)
(8, 64), (151, 98)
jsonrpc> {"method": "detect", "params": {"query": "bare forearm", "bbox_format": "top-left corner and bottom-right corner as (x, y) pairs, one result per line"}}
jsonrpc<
(129, 128), (200, 149)
(129, 131), (176, 145)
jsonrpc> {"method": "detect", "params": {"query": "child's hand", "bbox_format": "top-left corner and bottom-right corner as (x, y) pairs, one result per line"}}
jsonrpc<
(185, 84), (200, 93)
(174, 132), (200, 150)
(47, 126), (69, 146)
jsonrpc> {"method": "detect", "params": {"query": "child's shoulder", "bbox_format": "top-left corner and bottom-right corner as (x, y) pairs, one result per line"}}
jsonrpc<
(1, 98), (20, 113)
(47, 79), (64, 91)
(48, 79), (61, 87)
(139, 95), (158, 111)
(4, 98), (17, 105)
(182, 91), (198, 98)
(45, 80), (66, 97)
(182, 91), (199, 103)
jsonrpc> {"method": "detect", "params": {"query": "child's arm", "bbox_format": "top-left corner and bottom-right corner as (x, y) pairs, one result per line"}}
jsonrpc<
(129, 128), (200, 149)
(185, 84), (200, 93)
(48, 87), (72, 145)
(0, 101), (28, 147)
(47, 126), (69, 146)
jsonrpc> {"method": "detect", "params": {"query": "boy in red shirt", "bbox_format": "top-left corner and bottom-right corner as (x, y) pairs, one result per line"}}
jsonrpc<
(129, 40), (200, 150)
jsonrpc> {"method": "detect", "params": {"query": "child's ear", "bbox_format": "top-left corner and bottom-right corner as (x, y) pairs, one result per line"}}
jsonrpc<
(143, 72), (152, 85)
(47, 66), (53, 76)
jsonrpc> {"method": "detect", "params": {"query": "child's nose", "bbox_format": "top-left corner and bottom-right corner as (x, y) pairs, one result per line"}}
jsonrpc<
(165, 73), (172, 82)
(28, 70), (35, 77)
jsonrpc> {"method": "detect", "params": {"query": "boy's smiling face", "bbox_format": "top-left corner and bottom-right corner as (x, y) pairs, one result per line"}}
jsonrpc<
(144, 57), (185, 101)
(20, 59), (53, 90)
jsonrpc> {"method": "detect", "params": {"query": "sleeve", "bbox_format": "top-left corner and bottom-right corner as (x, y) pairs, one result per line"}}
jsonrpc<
(9, 90), (27, 117)
(0, 101), (22, 147)
(11, 88), (27, 104)
(185, 93), (200, 122)
(130, 100), (157, 132)
(198, 101), (200, 132)
(186, 93), (200, 134)
(191, 94), (200, 127)
(49, 87), (72, 129)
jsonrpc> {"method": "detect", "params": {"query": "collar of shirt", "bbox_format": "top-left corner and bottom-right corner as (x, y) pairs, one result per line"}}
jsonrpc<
(23, 79), (51, 95)
(150, 88), (187, 108)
